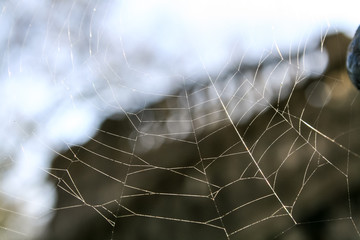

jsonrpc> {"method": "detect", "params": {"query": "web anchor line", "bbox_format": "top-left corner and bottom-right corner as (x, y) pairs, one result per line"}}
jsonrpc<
(204, 68), (297, 225)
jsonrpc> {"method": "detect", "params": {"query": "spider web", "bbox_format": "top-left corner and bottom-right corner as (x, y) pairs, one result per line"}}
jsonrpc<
(0, 1), (360, 240)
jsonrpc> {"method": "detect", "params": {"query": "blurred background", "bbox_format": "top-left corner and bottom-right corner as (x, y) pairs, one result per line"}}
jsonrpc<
(0, 0), (360, 239)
